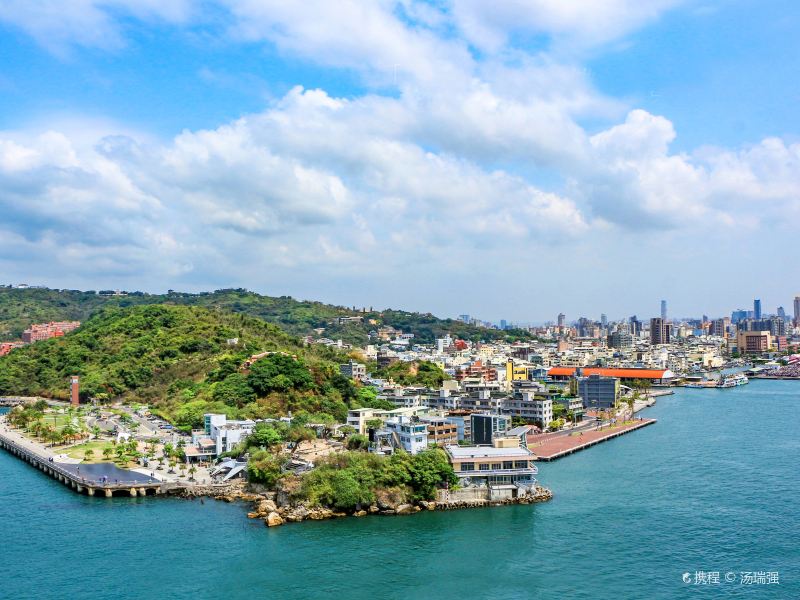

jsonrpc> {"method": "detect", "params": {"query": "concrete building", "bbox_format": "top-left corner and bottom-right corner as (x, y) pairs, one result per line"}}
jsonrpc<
(736, 330), (771, 354)
(754, 298), (762, 320)
(22, 321), (81, 343)
(445, 438), (538, 490)
(650, 317), (670, 346)
(576, 374), (620, 410)
(339, 360), (367, 381)
(470, 413), (510, 445)
(419, 416), (459, 446)
(384, 416), (428, 454)
(607, 330), (633, 349)
(500, 392), (553, 428)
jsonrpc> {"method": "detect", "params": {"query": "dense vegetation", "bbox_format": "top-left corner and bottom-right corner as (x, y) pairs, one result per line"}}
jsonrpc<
(0, 287), (532, 345)
(293, 449), (457, 510)
(0, 304), (380, 427)
(372, 360), (449, 387)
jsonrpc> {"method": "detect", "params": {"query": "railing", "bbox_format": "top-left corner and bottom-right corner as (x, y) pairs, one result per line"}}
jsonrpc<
(0, 428), (161, 489)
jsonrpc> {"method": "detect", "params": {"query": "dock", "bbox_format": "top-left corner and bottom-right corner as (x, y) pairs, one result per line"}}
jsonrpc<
(0, 426), (171, 497)
(529, 418), (657, 461)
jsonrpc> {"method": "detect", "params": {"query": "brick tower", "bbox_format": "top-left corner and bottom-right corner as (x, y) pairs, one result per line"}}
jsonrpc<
(70, 376), (80, 406)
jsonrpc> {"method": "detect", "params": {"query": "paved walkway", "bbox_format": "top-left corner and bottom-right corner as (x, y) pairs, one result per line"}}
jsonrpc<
(528, 418), (657, 461)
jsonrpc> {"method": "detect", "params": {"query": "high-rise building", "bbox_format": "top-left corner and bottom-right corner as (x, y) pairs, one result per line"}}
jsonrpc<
(650, 317), (670, 345)
(629, 315), (642, 336)
(500, 319), (508, 330)
(600, 314), (607, 329)
(557, 313), (565, 328)
(731, 309), (748, 324)
(660, 300), (667, 321)
(607, 330), (633, 349)
(777, 306), (786, 320)
(794, 296), (800, 326)
(753, 299), (762, 320)
(709, 319), (726, 337)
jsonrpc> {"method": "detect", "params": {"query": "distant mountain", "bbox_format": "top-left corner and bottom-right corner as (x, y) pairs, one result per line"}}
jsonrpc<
(0, 287), (533, 345)
(0, 304), (372, 427)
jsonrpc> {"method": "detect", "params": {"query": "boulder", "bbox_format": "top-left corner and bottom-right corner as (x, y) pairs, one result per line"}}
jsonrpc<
(262, 499), (278, 513)
(354, 510), (367, 517)
(266, 512), (284, 527)
(368, 504), (379, 513)
(396, 504), (415, 515)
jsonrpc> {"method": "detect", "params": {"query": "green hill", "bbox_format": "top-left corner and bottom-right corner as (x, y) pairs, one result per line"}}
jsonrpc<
(0, 287), (532, 345)
(0, 304), (376, 428)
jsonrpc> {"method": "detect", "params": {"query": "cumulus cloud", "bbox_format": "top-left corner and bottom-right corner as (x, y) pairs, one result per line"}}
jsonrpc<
(1, 0), (797, 309)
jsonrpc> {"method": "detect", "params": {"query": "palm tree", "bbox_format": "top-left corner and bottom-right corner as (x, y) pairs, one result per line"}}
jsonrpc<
(168, 459), (176, 474)
(188, 465), (197, 481)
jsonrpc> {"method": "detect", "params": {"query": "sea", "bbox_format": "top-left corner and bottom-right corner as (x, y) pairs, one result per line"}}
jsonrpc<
(1, 380), (798, 599)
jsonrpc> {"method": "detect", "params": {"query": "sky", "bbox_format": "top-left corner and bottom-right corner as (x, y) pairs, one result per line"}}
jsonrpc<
(0, 0), (798, 323)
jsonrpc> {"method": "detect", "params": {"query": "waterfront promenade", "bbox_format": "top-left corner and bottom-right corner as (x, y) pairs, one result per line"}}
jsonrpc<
(0, 418), (167, 497)
(528, 419), (657, 461)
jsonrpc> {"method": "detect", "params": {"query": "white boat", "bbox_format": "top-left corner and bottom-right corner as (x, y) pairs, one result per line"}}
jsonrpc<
(717, 373), (749, 388)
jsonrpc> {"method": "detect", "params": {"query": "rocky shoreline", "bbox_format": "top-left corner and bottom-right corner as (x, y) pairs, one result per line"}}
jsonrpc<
(177, 480), (554, 527)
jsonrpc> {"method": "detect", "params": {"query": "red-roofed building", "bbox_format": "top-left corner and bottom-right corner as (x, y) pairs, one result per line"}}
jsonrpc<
(547, 366), (676, 385)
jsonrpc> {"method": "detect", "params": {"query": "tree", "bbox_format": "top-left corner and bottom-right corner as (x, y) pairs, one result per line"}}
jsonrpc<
(366, 418), (384, 431)
(115, 446), (126, 463)
(249, 422), (286, 448)
(212, 373), (256, 407)
(188, 465), (197, 481)
(102, 447), (113, 461)
(247, 354), (314, 396)
(408, 449), (458, 500)
(346, 434), (370, 450)
(84, 448), (94, 462)
(247, 450), (285, 487)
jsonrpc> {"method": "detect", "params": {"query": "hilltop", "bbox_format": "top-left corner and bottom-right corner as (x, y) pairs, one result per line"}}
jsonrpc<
(0, 304), (389, 427)
(0, 287), (533, 345)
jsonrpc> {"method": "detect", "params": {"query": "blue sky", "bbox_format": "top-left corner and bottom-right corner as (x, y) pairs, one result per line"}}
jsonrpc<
(0, 0), (798, 323)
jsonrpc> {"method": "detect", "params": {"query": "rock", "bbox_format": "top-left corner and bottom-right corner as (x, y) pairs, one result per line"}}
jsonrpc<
(309, 507), (333, 520)
(396, 503), (415, 515)
(293, 505), (309, 519)
(368, 504), (379, 513)
(354, 510), (367, 517)
(266, 512), (284, 527)
(426, 501), (436, 511)
(262, 499), (278, 513)
(381, 509), (396, 515)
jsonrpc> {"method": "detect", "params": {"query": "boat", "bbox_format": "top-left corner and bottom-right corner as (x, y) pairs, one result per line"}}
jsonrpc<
(716, 373), (748, 388)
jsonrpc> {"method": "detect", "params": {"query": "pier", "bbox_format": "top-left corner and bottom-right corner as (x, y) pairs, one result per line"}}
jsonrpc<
(529, 418), (657, 461)
(0, 427), (167, 497)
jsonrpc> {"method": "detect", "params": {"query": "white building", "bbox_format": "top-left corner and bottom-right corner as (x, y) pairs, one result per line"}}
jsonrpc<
(384, 416), (428, 455)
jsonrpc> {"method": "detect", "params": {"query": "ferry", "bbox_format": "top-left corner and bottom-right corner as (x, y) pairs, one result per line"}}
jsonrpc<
(717, 373), (749, 388)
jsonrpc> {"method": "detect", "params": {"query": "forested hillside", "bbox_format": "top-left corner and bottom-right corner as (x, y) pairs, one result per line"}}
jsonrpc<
(0, 304), (386, 427)
(0, 287), (532, 344)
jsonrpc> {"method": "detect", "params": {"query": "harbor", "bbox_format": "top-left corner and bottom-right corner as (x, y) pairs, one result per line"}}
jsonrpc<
(0, 420), (170, 497)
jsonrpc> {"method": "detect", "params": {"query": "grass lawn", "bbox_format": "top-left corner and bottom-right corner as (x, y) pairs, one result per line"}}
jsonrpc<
(62, 440), (118, 462)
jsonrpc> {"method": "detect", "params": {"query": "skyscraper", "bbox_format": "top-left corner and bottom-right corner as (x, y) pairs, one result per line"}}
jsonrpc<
(600, 313), (607, 328)
(753, 298), (762, 320)
(794, 296), (800, 326)
(660, 300), (667, 321)
(557, 313), (565, 328)
(650, 317), (670, 345)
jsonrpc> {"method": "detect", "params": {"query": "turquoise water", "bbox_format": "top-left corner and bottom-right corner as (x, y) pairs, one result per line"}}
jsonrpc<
(1, 381), (798, 599)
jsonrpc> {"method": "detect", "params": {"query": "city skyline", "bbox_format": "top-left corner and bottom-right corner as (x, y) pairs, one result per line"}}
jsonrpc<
(0, 1), (799, 320)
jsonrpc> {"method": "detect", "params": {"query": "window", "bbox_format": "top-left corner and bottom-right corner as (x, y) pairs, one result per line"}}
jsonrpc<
(503, 461), (513, 469)
(492, 463), (502, 470)
(460, 462), (475, 471)
(479, 463), (490, 471)
(514, 460), (528, 468)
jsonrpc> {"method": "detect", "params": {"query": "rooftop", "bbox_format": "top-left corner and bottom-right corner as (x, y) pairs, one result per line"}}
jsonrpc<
(445, 445), (533, 459)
